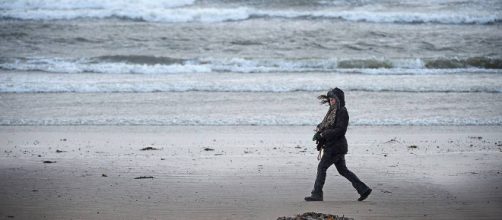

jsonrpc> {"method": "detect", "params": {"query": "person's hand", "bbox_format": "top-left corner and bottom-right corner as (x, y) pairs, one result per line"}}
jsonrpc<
(312, 132), (322, 141)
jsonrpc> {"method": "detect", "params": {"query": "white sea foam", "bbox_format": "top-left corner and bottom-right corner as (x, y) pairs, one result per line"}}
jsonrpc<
(1, 117), (500, 126)
(0, 0), (195, 10)
(353, 117), (502, 126)
(310, 10), (500, 24)
(0, 58), (211, 74)
(1, 57), (501, 75)
(1, 70), (501, 93)
(1, 57), (501, 94)
(1, 4), (499, 24)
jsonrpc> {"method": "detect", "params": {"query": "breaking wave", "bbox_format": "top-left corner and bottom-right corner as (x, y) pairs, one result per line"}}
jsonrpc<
(1, 4), (500, 25)
(1, 56), (502, 75)
(0, 0), (195, 10)
(2, 56), (501, 94)
(0, 57), (210, 74)
(1, 69), (501, 93)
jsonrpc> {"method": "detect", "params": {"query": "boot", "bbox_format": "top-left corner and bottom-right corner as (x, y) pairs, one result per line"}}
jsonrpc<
(358, 188), (372, 201)
(304, 192), (323, 201)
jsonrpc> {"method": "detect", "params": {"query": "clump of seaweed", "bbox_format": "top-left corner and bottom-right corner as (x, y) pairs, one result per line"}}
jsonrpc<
(134, 176), (154, 179)
(140, 147), (160, 151)
(277, 212), (353, 220)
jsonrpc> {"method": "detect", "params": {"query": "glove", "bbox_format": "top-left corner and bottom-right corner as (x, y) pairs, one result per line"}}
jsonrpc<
(312, 132), (322, 141)
(316, 138), (325, 151)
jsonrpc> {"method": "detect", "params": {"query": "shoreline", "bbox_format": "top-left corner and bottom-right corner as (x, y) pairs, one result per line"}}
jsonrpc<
(2, 91), (501, 127)
(1, 125), (501, 219)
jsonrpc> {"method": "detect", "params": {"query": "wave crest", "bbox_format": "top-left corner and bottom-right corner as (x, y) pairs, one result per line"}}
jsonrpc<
(94, 55), (186, 65)
(1, 57), (502, 76)
(0, 0), (195, 10)
(1, 5), (499, 24)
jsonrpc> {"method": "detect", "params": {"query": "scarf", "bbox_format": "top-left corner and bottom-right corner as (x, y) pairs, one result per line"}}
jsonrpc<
(317, 104), (337, 133)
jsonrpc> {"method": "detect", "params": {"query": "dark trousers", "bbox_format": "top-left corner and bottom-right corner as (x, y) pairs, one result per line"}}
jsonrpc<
(312, 149), (370, 196)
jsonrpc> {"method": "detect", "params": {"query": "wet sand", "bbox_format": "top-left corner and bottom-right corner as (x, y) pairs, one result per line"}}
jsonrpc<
(1, 126), (501, 220)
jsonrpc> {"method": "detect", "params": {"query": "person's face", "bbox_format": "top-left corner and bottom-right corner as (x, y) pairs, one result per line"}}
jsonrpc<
(329, 97), (336, 106)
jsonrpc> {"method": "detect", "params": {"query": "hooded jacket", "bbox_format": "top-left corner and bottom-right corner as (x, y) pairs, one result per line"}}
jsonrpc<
(320, 88), (348, 154)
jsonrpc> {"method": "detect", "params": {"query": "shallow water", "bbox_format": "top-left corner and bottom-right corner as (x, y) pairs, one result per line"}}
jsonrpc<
(1, 91), (501, 126)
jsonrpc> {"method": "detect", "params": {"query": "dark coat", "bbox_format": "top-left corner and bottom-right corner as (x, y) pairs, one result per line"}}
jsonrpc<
(320, 106), (348, 154)
(320, 87), (348, 154)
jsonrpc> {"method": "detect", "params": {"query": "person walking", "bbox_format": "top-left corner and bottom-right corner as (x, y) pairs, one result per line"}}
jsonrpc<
(305, 87), (372, 202)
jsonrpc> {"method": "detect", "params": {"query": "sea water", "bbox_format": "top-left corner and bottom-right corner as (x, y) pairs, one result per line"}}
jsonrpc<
(0, 0), (501, 126)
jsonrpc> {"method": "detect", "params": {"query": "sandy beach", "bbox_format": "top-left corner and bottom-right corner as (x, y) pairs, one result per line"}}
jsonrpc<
(1, 125), (501, 220)
(2, 1), (501, 219)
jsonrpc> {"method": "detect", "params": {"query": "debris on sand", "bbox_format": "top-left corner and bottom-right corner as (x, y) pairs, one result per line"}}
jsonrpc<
(56, 149), (66, 153)
(203, 147), (214, 151)
(468, 136), (483, 140)
(408, 145), (418, 149)
(277, 212), (353, 220)
(43, 161), (56, 164)
(134, 176), (154, 179)
(102, 174), (108, 177)
(140, 147), (160, 151)
(384, 137), (400, 144)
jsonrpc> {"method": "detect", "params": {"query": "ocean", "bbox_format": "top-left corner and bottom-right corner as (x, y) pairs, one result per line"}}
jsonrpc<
(0, 0), (501, 126)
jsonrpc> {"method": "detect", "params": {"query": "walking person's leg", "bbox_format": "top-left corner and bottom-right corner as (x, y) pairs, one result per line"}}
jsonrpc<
(305, 150), (337, 201)
(334, 154), (372, 201)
